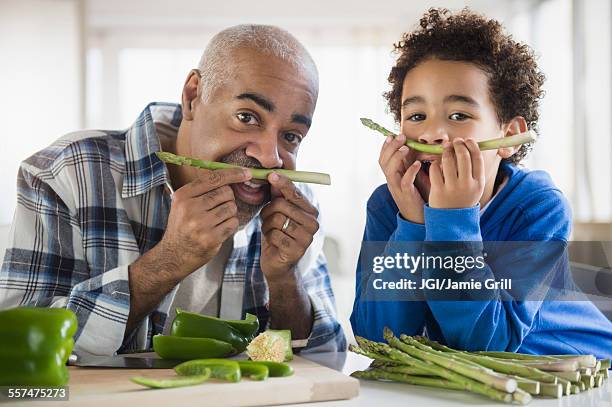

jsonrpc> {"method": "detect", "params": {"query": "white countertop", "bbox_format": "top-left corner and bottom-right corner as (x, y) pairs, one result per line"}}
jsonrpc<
(298, 352), (612, 407)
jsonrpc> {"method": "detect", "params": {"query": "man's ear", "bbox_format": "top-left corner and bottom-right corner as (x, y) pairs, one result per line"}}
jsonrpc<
(181, 69), (201, 121)
(498, 116), (529, 159)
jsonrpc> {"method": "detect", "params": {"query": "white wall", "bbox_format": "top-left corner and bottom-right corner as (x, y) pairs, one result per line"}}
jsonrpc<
(0, 0), (82, 225)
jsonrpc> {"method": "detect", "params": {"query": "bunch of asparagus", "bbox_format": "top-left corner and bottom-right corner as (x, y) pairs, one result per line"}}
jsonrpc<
(349, 327), (610, 405)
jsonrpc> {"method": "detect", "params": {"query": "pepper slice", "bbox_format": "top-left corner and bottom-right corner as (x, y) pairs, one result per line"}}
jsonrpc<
(170, 309), (250, 352)
(153, 335), (235, 360)
(131, 370), (211, 389)
(252, 361), (294, 377)
(175, 359), (241, 382)
(237, 361), (269, 381)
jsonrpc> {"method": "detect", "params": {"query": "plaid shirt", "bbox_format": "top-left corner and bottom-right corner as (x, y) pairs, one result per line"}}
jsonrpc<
(0, 102), (345, 355)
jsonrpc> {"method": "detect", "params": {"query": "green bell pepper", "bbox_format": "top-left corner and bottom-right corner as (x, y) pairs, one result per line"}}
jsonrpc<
(0, 307), (77, 386)
(170, 309), (252, 352)
(153, 335), (236, 360)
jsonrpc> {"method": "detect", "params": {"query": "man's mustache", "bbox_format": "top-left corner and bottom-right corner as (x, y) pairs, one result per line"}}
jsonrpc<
(220, 149), (270, 170)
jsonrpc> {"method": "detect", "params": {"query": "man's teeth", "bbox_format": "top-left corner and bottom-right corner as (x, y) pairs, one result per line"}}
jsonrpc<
(244, 181), (263, 189)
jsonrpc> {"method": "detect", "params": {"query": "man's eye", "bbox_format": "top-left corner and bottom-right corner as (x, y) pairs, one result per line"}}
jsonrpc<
(283, 132), (302, 145)
(449, 112), (469, 121)
(407, 113), (426, 122)
(236, 112), (258, 125)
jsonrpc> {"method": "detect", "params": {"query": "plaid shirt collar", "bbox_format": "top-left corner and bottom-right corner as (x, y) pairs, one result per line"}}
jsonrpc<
(122, 102), (183, 199)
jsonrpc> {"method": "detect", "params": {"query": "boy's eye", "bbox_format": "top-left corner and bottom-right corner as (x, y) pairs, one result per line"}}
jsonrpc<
(449, 112), (469, 121)
(407, 113), (426, 122)
(236, 112), (259, 125)
(283, 132), (303, 146)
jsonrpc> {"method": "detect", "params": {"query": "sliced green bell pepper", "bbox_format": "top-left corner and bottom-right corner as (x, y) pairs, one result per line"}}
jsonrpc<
(251, 360), (294, 377)
(0, 307), (77, 386)
(153, 335), (235, 360)
(237, 361), (269, 381)
(131, 370), (211, 389)
(170, 309), (251, 352)
(175, 359), (241, 382)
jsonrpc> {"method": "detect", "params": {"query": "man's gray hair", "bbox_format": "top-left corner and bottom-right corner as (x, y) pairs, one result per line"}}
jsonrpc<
(197, 24), (319, 101)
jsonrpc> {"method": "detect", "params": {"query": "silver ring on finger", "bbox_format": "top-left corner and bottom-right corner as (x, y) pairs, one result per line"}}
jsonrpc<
(282, 217), (291, 232)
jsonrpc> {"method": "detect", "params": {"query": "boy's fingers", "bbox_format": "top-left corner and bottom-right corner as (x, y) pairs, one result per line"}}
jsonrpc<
(400, 161), (421, 190)
(453, 138), (472, 179)
(385, 146), (411, 177)
(466, 139), (485, 181)
(429, 161), (444, 186)
(441, 143), (458, 182)
(379, 134), (407, 167)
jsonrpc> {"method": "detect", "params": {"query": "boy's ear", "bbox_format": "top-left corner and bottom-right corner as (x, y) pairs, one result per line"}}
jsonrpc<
(498, 116), (529, 159)
(181, 69), (202, 122)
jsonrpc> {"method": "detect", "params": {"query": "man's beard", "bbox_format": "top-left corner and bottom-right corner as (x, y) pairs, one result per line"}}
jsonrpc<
(219, 149), (271, 226)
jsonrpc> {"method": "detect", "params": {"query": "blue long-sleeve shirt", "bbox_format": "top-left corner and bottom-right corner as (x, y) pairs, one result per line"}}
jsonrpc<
(351, 161), (612, 359)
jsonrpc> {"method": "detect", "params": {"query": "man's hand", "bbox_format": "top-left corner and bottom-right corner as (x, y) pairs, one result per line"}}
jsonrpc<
(259, 173), (317, 339)
(159, 168), (252, 280)
(379, 134), (425, 224)
(429, 138), (485, 209)
(259, 173), (319, 282)
(125, 167), (251, 337)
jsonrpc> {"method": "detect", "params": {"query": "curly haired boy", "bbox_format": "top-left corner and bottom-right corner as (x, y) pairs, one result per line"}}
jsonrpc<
(351, 8), (612, 358)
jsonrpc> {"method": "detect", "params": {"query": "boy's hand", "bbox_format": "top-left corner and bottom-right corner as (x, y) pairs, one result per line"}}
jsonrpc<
(379, 134), (425, 224)
(429, 138), (485, 209)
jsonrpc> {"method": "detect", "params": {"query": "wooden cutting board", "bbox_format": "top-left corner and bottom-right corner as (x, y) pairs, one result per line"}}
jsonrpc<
(16, 356), (359, 407)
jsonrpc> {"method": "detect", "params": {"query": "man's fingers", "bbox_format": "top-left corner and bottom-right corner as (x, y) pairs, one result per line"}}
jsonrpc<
(210, 200), (238, 226)
(267, 173), (318, 216)
(265, 228), (299, 256)
(179, 168), (251, 198)
(211, 216), (240, 242)
(261, 213), (314, 247)
(261, 198), (319, 234)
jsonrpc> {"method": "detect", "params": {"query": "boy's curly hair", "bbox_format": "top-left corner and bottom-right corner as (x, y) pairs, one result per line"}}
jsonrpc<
(385, 8), (545, 164)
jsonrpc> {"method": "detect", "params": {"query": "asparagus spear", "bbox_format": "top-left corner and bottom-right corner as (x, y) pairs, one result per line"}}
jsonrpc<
(360, 118), (537, 154)
(351, 370), (515, 404)
(348, 343), (396, 364)
(554, 371), (581, 381)
(508, 375), (541, 395)
(512, 388), (533, 405)
(600, 358), (611, 370)
(539, 383), (564, 398)
(518, 360), (580, 372)
(155, 151), (331, 185)
(375, 364), (436, 377)
(477, 351), (597, 368)
(383, 328), (517, 393)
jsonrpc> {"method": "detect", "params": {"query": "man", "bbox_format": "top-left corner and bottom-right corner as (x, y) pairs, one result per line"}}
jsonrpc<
(0, 25), (346, 355)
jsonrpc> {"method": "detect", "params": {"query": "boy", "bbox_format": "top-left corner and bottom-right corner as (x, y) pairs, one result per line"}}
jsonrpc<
(350, 8), (612, 358)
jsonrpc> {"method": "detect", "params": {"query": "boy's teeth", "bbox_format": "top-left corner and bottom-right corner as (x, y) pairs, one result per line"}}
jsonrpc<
(244, 181), (263, 189)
